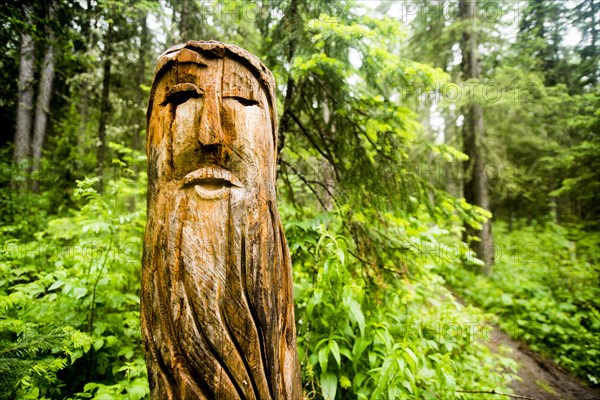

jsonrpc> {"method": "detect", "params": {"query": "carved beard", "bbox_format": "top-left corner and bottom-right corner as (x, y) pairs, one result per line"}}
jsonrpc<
(141, 181), (299, 400)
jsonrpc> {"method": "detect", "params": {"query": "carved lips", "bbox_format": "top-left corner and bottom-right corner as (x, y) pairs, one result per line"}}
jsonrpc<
(182, 166), (242, 200)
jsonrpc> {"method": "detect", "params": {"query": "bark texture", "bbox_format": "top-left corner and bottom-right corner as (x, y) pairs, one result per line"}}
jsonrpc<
(97, 23), (112, 182)
(133, 14), (148, 151)
(14, 3), (36, 163)
(179, 0), (198, 41)
(460, 0), (494, 273)
(142, 41), (301, 399)
(32, 2), (57, 180)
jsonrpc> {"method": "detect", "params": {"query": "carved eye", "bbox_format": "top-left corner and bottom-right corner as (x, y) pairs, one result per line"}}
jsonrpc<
(224, 96), (260, 107)
(163, 83), (203, 105)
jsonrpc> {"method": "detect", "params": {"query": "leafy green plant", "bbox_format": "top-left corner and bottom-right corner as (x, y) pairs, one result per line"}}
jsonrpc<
(0, 149), (148, 399)
(439, 221), (600, 385)
(287, 214), (517, 399)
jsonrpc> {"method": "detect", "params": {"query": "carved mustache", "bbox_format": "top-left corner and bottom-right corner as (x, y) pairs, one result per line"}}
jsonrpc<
(182, 166), (243, 188)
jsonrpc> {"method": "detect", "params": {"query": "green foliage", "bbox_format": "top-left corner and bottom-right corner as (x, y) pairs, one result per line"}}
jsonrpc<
(0, 160), (520, 399)
(0, 150), (148, 399)
(484, 67), (600, 225)
(438, 222), (600, 385)
(285, 211), (517, 399)
(276, 5), (490, 274)
(2, 0), (598, 398)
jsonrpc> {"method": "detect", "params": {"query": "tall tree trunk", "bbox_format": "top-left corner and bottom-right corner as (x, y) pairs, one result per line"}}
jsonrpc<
(320, 102), (337, 210)
(591, 0), (598, 86)
(459, 0), (494, 274)
(444, 119), (461, 197)
(276, 0), (300, 163)
(14, 3), (36, 164)
(97, 23), (112, 187)
(76, 0), (93, 160)
(77, 89), (90, 156)
(32, 2), (57, 191)
(179, 0), (195, 41)
(133, 14), (148, 151)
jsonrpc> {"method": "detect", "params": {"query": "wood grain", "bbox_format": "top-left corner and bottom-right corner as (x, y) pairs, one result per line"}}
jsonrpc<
(142, 41), (301, 399)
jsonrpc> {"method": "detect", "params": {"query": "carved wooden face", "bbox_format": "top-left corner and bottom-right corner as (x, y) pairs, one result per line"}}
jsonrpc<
(143, 43), (301, 398)
(148, 48), (275, 200)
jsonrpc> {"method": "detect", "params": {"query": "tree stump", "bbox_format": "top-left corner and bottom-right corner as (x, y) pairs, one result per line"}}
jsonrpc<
(141, 41), (301, 399)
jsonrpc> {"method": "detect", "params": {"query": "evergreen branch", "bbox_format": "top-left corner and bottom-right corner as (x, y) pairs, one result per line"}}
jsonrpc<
(289, 111), (331, 165)
(281, 160), (329, 210)
(347, 249), (408, 276)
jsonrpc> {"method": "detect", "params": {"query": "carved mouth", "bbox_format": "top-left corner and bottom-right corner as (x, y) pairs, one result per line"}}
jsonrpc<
(182, 167), (242, 199)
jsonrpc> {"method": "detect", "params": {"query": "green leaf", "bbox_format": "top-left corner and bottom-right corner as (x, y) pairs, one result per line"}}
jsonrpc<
(94, 338), (104, 351)
(388, 386), (401, 399)
(368, 351), (378, 367)
(330, 340), (341, 367)
(402, 380), (414, 394)
(403, 347), (418, 373)
(348, 299), (365, 337)
(319, 345), (329, 373)
(95, 393), (116, 400)
(352, 337), (370, 361)
(73, 287), (88, 299)
(47, 279), (64, 291)
(126, 382), (150, 400)
(320, 372), (338, 400)
(84, 382), (99, 392)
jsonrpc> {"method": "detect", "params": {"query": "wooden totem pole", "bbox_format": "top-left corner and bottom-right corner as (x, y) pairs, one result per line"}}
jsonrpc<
(141, 41), (301, 399)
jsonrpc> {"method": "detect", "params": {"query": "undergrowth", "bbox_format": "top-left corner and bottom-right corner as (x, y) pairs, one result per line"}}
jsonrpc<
(438, 221), (600, 386)
(0, 150), (518, 398)
(286, 213), (517, 399)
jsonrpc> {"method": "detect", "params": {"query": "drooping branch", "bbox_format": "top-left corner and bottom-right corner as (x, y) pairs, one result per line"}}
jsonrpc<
(289, 111), (332, 166)
(281, 159), (330, 211)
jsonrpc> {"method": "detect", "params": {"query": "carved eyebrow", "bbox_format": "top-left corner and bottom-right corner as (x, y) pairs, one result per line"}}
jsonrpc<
(223, 87), (261, 107)
(224, 96), (260, 107)
(162, 83), (204, 105)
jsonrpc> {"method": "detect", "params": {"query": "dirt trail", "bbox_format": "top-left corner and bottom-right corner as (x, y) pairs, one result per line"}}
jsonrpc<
(486, 328), (600, 400)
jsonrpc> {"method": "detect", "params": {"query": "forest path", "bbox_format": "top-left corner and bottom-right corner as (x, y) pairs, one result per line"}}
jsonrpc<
(485, 328), (600, 400)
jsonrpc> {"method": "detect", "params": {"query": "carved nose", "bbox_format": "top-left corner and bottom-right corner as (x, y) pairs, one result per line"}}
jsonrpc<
(198, 92), (223, 145)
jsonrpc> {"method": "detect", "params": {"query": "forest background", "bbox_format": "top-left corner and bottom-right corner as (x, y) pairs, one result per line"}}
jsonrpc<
(0, 0), (598, 399)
